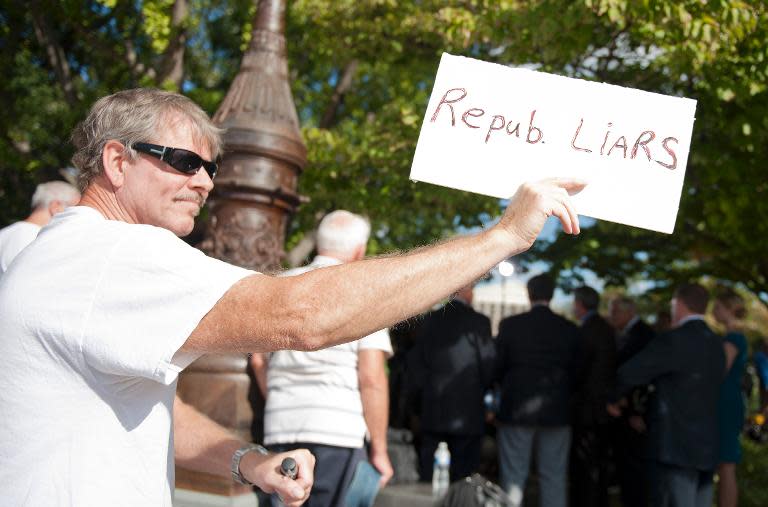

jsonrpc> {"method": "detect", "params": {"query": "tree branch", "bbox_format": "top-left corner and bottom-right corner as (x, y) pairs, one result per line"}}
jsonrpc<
(30, 10), (77, 106)
(319, 60), (359, 129)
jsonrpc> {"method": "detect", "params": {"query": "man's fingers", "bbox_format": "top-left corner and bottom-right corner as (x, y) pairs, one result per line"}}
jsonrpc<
(274, 479), (307, 505)
(547, 177), (588, 196)
(560, 195), (580, 235)
(265, 449), (314, 506)
(550, 201), (575, 235)
(546, 180), (582, 235)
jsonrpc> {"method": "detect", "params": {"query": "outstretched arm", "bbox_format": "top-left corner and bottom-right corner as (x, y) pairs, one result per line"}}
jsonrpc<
(173, 395), (315, 507)
(183, 179), (584, 354)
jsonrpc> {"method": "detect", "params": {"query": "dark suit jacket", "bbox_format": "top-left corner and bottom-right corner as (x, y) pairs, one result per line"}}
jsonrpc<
(495, 305), (582, 426)
(408, 300), (494, 436)
(615, 319), (725, 471)
(617, 318), (656, 366)
(617, 318), (656, 416)
(574, 312), (617, 426)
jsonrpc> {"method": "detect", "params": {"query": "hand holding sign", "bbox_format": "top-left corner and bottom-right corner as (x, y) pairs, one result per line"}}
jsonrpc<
(410, 54), (697, 234)
(498, 178), (587, 249)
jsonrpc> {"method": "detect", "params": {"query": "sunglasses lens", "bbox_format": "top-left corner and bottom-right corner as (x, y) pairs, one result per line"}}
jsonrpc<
(168, 150), (203, 175)
(203, 162), (218, 180)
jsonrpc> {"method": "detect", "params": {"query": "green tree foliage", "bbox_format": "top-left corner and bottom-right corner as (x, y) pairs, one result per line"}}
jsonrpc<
(0, 0), (765, 306)
(517, 1), (768, 310)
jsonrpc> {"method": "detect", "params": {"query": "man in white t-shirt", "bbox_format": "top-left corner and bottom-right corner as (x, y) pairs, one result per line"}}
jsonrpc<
(0, 88), (585, 507)
(0, 180), (80, 275)
(251, 210), (394, 507)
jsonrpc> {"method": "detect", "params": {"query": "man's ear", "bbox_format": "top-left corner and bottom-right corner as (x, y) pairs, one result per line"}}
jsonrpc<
(102, 140), (128, 189)
(47, 200), (64, 217)
(353, 243), (366, 262)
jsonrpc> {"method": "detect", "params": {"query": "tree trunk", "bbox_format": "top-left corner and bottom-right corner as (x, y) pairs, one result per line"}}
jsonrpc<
(156, 0), (188, 89)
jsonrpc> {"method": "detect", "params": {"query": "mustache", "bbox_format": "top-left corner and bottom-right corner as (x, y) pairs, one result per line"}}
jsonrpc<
(174, 193), (206, 207)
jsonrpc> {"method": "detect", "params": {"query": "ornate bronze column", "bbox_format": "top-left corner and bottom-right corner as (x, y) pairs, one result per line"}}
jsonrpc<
(204, 0), (306, 271)
(176, 0), (306, 500)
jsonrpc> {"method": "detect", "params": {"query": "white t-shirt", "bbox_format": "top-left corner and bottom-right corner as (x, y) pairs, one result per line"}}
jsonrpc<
(0, 220), (41, 274)
(263, 255), (392, 449)
(0, 207), (253, 506)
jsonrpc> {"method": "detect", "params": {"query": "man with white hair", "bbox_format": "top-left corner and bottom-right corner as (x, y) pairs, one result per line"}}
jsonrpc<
(0, 180), (80, 274)
(251, 210), (395, 507)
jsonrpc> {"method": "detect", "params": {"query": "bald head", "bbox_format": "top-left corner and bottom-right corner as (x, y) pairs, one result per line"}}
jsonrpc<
(316, 210), (371, 262)
(31, 181), (81, 211)
(26, 181), (81, 227)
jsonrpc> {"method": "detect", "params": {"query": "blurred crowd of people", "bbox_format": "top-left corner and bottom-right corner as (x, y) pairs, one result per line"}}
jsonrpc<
(390, 274), (763, 507)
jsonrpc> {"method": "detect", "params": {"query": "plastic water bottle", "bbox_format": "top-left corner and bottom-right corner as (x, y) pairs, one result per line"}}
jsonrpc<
(432, 441), (451, 497)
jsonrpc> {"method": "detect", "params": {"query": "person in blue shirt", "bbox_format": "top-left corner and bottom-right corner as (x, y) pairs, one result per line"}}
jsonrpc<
(754, 339), (768, 416)
(713, 287), (748, 507)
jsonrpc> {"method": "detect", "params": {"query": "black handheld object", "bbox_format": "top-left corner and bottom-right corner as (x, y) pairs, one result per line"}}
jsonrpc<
(280, 457), (298, 480)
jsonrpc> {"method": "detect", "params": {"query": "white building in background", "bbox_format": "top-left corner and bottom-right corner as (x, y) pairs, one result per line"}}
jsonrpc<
(472, 279), (530, 335)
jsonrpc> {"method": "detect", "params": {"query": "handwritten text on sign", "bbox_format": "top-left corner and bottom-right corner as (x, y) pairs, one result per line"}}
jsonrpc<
(409, 54), (697, 233)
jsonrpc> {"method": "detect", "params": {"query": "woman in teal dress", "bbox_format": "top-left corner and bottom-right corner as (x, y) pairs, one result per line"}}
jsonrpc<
(713, 288), (748, 507)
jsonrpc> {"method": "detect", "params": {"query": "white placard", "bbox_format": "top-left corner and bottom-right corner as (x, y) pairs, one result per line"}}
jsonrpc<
(410, 53), (697, 234)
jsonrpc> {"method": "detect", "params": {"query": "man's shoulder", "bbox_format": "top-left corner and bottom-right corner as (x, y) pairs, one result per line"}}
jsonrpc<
(453, 301), (491, 324)
(498, 310), (526, 333)
(582, 313), (615, 337)
(673, 319), (715, 338)
(657, 320), (717, 348)
(0, 221), (23, 235)
(630, 318), (654, 335)
(499, 306), (575, 334)
(359, 328), (393, 355)
(0, 221), (38, 242)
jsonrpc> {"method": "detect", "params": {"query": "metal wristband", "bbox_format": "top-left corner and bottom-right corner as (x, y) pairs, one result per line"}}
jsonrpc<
(231, 443), (269, 486)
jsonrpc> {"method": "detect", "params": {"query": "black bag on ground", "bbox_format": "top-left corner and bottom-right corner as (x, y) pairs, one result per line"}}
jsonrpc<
(436, 474), (514, 507)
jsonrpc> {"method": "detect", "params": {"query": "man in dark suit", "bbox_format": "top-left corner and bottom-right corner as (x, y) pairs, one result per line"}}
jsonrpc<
(495, 274), (581, 507)
(610, 296), (656, 366)
(608, 283), (725, 507)
(408, 282), (494, 482)
(570, 285), (616, 507)
(608, 295), (657, 507)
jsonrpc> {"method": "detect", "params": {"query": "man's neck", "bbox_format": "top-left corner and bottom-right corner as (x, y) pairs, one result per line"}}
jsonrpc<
(453, 294), (471, 306)
(79, 180), (136, 226)
(676, 314), (705, 327)
(24, 208), (51, 227)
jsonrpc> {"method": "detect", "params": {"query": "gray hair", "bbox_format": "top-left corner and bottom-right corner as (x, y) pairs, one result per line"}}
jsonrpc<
(31, 181), (81, 210)
(71, 88), (224, 191)
(316, 210), (371, 256)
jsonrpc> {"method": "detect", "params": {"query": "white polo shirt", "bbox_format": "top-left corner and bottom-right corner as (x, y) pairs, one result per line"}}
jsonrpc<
(263, 256), (392, 448)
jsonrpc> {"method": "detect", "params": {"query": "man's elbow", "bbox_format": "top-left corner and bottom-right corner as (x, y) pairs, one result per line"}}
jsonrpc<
(289, 333), (328, 352)
(284, 315), (333, 352)
(276, 289), (334, 351)
(359, 370), (388, 391)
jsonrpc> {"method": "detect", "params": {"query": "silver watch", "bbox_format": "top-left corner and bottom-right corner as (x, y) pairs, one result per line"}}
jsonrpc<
(231, 443), (269, 486)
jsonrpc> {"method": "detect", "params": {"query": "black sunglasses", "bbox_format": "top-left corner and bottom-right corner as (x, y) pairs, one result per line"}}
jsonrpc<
(132, 142), (218, 180)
